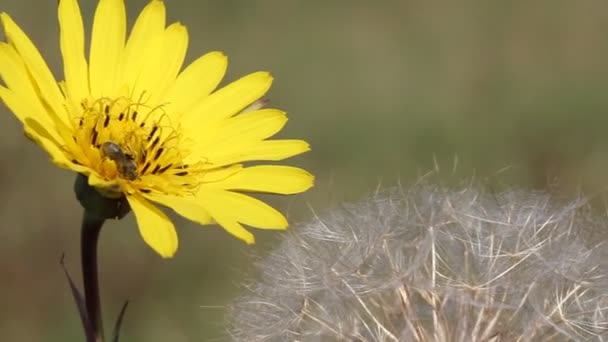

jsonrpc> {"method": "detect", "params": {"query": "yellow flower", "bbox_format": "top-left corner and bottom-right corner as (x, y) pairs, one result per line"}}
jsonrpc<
(0, 0), (313, 257)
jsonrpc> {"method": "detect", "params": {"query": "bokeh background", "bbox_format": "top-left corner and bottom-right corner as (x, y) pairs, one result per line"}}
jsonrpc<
(2, 0), (608, 340)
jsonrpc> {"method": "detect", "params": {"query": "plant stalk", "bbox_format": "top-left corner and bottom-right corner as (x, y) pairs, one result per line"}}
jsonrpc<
(81, 212), (106, 342)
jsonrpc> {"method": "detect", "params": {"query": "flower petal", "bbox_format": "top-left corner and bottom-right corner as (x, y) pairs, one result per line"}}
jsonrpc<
(0, 86), (83, 171)
(116, 0), (165, 94)
(89, 0), (126, 98)
(0, 44), (51, 123)
(144, 193), (214, 225)
(59, 0), (89, 109)
(203, 139), (311, 168)
(208, 165), (314, 194)
(198, 189), (288, 230)
(0, 42), (75, 146)
(127, 194), (178, 258)
(198, 164), (243, 182)
(209, 216), (254, 244)
(164, 51), (227, 117)
(0, 13), (69, 126)
(87, 172), (119, 189)
(194, 109), (288, 148)
(181, 71), (272, 132)
(27, 125), (87, 173)
(137, 22), (189, 105)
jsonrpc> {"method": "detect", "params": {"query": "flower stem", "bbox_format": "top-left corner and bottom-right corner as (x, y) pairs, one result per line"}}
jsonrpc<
(81, 212), (106, 342)
(74, 174), (130, 341)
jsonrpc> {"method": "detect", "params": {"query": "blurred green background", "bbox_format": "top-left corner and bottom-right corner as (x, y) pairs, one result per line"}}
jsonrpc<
(2, 0), (608, 340)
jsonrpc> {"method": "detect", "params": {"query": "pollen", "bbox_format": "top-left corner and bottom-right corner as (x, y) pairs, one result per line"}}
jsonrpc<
(68, 96), (203, 195)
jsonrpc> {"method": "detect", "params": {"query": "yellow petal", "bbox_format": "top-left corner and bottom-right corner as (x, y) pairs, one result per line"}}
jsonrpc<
(0, 43), (74, 145)
(137, 22), (189, 105)
(208, 165), (314, 194)
(0, 87), (74, 165)
(0, 42), (32, 94)
(195, 109), (288, 148)
(164, 51), (227, 117)
(58, 0), (89, 107)
(117, 0), (165, 93)
(198, 164), (243, 182)
(0, 13), (69, 126)
(199, 189), (287, 229)
(204, 139), (311, 168)
(240, 140), (311, 160)
(127, 194), (178, 258)
(88, 172), (119, 189)
(144, 193), (213, 225)
(89, 0), (126, 98)
(24, 118), (89, 172)
(210, 216), (254, 244)
(0, 44), (52, 124)
(181, 71), (272, 131)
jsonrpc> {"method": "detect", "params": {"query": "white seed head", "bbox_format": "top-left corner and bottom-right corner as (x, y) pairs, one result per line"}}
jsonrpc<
(227, 185), (608, 342)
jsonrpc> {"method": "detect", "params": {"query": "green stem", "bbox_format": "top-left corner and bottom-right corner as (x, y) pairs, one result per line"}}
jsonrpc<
(81, 212), (106, 342)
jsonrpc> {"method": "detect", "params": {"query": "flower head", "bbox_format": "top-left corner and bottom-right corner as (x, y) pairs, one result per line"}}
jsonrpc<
(0, 0), (313, 257)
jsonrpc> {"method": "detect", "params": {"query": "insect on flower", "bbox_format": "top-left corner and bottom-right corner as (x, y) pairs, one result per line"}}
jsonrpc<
(100, 141), (138, 181)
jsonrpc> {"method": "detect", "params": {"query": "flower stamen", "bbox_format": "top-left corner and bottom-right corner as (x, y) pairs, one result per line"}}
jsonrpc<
(67, 96), (205, 196)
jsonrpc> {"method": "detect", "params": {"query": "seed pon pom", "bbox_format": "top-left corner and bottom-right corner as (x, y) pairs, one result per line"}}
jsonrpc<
(227, 185), (608, 342)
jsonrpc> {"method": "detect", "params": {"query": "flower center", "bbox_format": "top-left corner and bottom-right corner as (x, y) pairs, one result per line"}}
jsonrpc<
(69, 96), (202, 195)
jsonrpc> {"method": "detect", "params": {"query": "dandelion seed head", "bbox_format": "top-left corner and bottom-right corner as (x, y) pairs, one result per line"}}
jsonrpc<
(228, 184), (608, 341)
